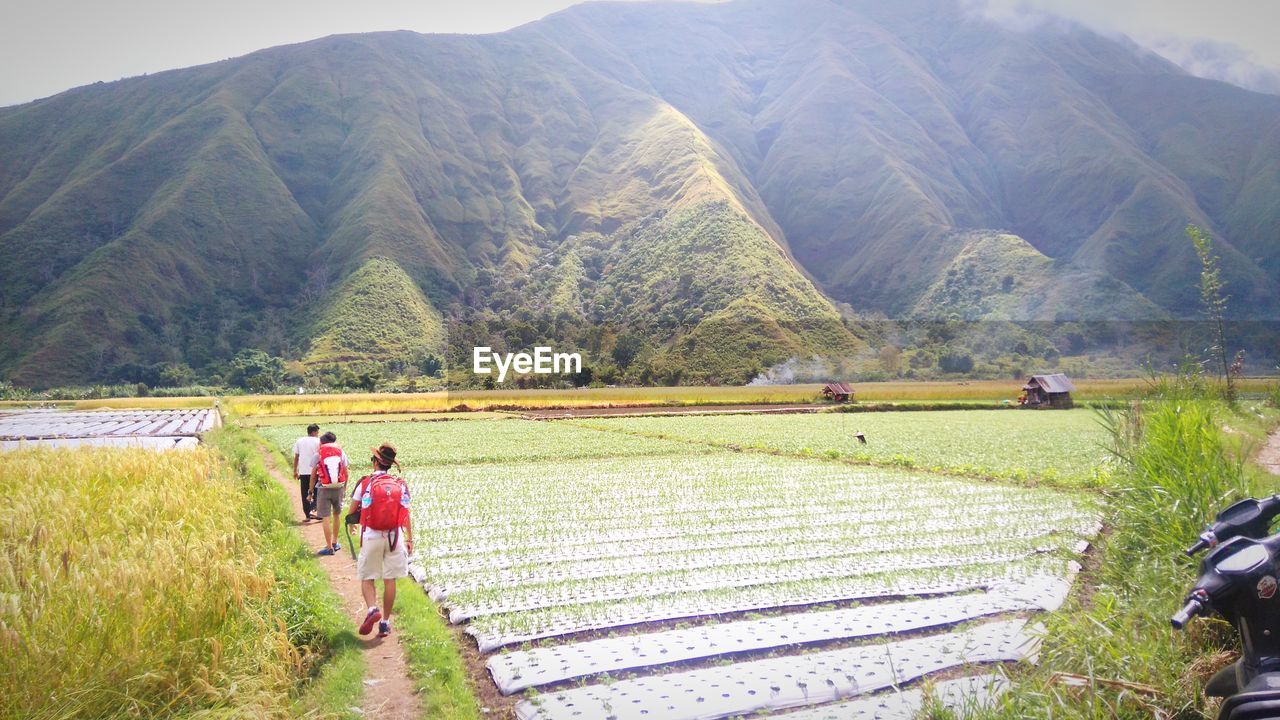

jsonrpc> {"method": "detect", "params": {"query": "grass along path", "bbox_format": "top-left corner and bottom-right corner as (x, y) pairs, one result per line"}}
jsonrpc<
(256, 444), (423, 720)
(255, 438), (486, 720)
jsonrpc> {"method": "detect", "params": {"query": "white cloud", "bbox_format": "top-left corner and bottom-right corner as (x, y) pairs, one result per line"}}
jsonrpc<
(964, 0), (1280, 94)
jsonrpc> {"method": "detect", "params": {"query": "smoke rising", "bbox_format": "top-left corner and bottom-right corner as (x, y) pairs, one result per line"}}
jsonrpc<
(748, 357), (843, 386)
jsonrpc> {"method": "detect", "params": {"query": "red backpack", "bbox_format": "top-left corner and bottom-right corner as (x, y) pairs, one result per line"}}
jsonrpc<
(361, 474), (407, 531)
(316, 444), (348, 486)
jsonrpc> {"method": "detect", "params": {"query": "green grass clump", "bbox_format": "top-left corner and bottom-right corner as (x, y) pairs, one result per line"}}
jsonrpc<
(206, 426), (366, 716)
(393, 577), (483, 720)
(979, 378), (1280, 718)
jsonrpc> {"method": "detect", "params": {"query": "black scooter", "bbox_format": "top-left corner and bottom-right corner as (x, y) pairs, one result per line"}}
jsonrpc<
(1174, 496), (1280, 719)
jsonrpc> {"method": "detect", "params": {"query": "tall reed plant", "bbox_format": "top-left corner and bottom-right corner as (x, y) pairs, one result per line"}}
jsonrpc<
(982, 372), (1261, 718)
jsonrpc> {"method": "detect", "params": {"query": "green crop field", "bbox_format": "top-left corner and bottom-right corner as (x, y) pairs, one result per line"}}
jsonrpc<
(569, 409), (1113, 486)
(255, 418), (718, 468)
(258, 410), (1103, 717)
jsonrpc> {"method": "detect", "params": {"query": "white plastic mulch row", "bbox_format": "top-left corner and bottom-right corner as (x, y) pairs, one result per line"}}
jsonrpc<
(421, 505), (1098, 559)
(444, 545), (1054, 622)
(487, 575), (1069, 694)
(0, 436), (200, 451)
(419, 492), (1087, 551)
(0, 409), (218, 440)
(458, 558), (1077, 651)
(774, 674), (1009, 719)
(426, 528), (1083, 597)
(425, 516), (1102, 576)
(513, 618), (1038, 720)
(423, 501), (1054, 546)
(416, 476), (1049, 528)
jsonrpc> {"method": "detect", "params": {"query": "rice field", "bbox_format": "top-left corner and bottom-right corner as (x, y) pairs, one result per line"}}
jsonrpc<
(224, 377), (1279, 417)
(571, 409), (1114, 485)
(0, 447), (298, 719)
(0, 396), (217, 410)
(262, 413), (1104, 718)
(228, 385), (826, 416)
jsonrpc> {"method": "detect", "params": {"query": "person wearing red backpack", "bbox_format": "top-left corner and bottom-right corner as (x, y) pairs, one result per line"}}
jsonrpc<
(348, 443), (413, 638)
(310, 431), (350, 556)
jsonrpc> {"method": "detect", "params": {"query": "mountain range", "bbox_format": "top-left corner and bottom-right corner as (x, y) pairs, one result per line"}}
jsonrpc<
(1, 0), (1278, 386)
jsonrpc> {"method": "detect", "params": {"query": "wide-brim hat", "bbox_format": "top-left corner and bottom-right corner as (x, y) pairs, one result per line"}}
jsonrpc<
(370, 443), (398, 466)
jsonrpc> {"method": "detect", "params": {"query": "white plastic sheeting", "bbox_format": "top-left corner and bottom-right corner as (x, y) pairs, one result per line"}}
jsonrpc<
(0, 436), (200, 451)
(446, 546), (1049, 622)
(427, 517), (1101, 577)
(488, 577), (1068, 694)
(0, 409), (219, 440)
(513, 619), (1038, 720)
(428, 529), (1083, 598)
(776, 674), (1009, 719)
(467, 558), (1072, 651)
(423, 506), (1096, 564)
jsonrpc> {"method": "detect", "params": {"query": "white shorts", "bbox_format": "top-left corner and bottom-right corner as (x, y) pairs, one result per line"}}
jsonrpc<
(356, 530), (408, 580)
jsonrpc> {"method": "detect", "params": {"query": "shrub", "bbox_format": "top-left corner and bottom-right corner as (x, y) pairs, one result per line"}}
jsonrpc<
(937, 351), (974, 374)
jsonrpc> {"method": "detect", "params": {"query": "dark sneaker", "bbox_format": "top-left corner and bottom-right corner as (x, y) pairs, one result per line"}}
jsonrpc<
(332, 543), (341, 552)
(317, 547), (335, 556)
(377, 621), (391, 638)
(358, 607), (382, 635)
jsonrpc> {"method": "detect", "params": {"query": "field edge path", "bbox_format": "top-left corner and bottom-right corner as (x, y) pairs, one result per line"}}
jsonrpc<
(1259, 429), (1280, 476)
(257, 446), (423, 720)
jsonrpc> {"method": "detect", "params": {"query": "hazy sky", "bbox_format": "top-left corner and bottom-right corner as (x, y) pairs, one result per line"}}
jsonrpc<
(2, 0), (1278, 107)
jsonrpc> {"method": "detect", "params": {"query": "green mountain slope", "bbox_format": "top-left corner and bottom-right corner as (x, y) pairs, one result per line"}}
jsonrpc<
(531, 0), (1280, 318)
(909, 232), (1167, 321)
(514, 200), (864, 383)
(0, 0), (1277, 386)
(304, 257), (445, 366)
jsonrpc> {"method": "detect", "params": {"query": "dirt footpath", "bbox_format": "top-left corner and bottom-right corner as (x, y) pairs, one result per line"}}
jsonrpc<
(262, 449), (421, 720)
(1260, 430), (1280, 476)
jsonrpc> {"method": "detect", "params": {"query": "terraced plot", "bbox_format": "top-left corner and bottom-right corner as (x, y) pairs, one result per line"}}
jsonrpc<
(570, 409), (1112, 484)
(267, 417), (1101, 717)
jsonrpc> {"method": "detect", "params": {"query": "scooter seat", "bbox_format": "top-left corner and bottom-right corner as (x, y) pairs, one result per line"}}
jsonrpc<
(1221, 691), (1280, 720)
(1245, 675), (1280, 693)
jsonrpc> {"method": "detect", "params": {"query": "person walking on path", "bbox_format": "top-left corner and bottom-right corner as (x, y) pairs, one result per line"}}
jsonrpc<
(349, 443), (413, 639)
(312, 431), (350, 556)
(292, 424), (321, 521)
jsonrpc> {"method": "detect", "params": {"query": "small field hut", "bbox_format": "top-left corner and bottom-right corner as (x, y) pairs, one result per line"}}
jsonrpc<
(822, 382), (855, 403)
(1020, 373), (1075, 409)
